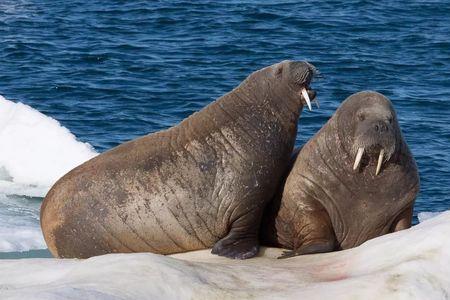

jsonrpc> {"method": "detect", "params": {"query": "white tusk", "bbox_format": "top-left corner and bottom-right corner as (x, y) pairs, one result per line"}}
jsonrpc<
(353, 147), (364, 171)
(301, 88), (312, 111)
(375, 149), (385, 176)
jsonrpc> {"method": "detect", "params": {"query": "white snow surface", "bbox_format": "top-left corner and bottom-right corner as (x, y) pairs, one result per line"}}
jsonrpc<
(1, 211), (449, 300)
(0, 95), (97, 193)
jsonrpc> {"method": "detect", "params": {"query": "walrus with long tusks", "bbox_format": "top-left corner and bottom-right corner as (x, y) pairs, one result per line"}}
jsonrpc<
(261, 91), (419, 258)
(40, 60), (318, 259)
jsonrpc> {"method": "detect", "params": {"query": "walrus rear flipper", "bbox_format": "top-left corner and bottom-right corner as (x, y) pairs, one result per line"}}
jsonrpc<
(211, 207), (261, 259)
(390, 205), (414, 232)
(278, 241), (336, 259)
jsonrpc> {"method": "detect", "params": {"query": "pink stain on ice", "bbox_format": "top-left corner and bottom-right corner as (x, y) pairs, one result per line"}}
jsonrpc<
(310, 259), (351, 282)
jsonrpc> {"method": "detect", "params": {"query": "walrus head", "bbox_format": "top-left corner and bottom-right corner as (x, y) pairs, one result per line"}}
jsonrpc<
(337, 91), (401, 176)
(271, 60), (318, 110)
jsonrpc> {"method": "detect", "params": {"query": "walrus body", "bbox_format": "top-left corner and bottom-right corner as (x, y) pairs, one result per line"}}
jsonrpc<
(41, 60), (317, 259)
(262, 91), (419, 258)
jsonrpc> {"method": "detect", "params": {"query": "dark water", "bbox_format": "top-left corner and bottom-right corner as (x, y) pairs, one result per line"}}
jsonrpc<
(1, 1), (449, 221)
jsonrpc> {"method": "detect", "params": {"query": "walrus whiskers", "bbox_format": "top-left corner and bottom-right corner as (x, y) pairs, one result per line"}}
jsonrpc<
(315, 98), (320, 109)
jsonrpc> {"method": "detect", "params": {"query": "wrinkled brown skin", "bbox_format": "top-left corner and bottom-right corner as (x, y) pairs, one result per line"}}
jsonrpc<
(261, 91), (420, 258)
(41, 60), (316, 259)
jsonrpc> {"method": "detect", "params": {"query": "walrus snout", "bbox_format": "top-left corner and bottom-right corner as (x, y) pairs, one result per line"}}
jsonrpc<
(358, 119), (394, 144)
(298, 67), (317, 111)
(275, 60), (318, 110)
(352, 117), (398, 175)
(298, 63), (318, 110)
(373, 120), (389, 133)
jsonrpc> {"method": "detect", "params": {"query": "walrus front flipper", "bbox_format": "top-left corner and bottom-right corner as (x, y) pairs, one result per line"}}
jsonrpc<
(211, 212), (260, 259)
(211, 234), (259, 260)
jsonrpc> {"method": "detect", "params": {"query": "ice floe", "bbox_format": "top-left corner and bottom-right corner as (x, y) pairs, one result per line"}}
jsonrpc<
(0, 211), (449, 299)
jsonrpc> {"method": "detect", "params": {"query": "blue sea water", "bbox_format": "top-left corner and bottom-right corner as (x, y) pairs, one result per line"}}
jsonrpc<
(0, 1), (449, 257)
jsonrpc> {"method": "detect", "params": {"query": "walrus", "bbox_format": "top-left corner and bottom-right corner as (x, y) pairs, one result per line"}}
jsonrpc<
(261, 91), (420, 258)
(40, 60), (318, 259)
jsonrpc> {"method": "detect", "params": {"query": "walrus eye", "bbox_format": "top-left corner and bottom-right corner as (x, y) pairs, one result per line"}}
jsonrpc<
(358, 113), (365, 121)
(388, 117), (393, 124)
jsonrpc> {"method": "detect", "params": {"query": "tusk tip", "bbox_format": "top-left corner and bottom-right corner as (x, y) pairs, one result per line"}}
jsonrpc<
(301, 88), (313, 111)
(375, 149), (385, 176)
(353, 147), (365, 171)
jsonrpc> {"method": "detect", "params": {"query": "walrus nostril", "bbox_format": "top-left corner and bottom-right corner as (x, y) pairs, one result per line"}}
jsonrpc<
(374, 122), (388, 133)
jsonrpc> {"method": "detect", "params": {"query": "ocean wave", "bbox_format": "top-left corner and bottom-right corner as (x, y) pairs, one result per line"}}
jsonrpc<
(417, 211), (443, 223)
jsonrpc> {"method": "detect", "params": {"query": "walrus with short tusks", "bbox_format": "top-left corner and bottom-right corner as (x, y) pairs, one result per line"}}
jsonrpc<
(261, 91), (420, 258)
(40, 60), (318, 259)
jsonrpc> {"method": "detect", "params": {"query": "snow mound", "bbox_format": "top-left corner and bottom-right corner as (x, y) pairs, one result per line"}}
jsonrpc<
(1, 210), (449, 299)
(0, 95), (97, 195)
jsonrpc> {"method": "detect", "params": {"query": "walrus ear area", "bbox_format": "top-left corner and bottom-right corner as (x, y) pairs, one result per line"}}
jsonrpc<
(274, 64), (283, 78)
